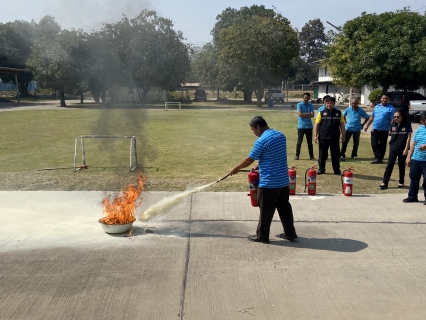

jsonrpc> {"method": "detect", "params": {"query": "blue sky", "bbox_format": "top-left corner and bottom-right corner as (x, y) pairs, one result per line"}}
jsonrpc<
(1, 0), (425, 46)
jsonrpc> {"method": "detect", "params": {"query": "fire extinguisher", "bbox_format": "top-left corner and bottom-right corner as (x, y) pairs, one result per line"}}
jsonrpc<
(341, 167), (354, 196)
(288, 166), (297, 195)
(248, 169), (259, 207)
(304, 166), (317, 195)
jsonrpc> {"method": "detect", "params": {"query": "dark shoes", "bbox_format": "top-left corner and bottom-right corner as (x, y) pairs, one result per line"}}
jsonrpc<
(277, 233), (298, 241)
(317, 170), (325, 175)
(335, 171), (343, 176)
(402, 197), (418, 203)
(379, 183), (388, 190)
(248, 235), (270, 244)
(371, 159), (383, 164)
(339, 157), (345, 161)
(310, 157), (317, 160)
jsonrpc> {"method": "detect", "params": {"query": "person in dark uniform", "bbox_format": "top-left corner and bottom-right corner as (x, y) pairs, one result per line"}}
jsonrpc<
(314, 97), (346, 175)
(380, 110), (412, 189)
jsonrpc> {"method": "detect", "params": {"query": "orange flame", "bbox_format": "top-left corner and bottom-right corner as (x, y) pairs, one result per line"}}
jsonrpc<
(99, 173), (145, 225)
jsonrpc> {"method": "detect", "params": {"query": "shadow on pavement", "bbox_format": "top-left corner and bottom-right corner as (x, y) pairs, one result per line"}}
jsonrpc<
(269, 237), (368, 252)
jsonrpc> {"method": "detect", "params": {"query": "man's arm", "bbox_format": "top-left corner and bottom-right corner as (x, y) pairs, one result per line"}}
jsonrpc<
(230, 157), (255, 175)
(313, 122), (320, 143)
(403, 133), (412, 156)
(363, 116), (373, 132)
(298, 111), (314, 118)
(340, 122), (346, 143)
(406, 140), (416, 167)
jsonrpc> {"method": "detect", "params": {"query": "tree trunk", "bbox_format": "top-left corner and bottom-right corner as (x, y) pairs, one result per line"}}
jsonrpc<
(91, 90), (100, 103)
(217, 87), (220, 100)
(80, 91), (84, 104)
(255, 90), (263, 107)
(243, 90), (253, 103)
(59, 88), (66, 107)
(100, 91), (107, 103)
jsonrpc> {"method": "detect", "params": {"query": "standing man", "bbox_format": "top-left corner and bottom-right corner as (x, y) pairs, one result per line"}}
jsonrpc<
(363, 93), (396, 164)
(295, 92), (316, 160)
(403, 111), (426, 203)
(314, 97), (346, 175)
(340, 98), (370, 160)
(230, 116), (297, 244)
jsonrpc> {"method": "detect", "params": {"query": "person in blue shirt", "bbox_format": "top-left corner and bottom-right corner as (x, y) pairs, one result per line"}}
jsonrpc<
(230, 116), (297, 243)
(403, 111), (426, 203)
(340, 98), (370, 160)
(295, 93), (316, 160)
(364, 93), (396, 164)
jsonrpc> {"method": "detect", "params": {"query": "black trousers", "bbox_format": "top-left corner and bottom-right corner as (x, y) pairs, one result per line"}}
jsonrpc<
(382, 150), (407, 185)
(340, 130), (360, 158)
(256, 186), (296, 241)
(318, 138), (340, 173)
(295, 128), (314, 158)
(371, 130), (389, 160)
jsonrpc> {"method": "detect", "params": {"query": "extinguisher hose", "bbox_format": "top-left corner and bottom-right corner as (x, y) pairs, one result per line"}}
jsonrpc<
(216, 169), (256, 183)
(341, 170), (347, 192)
(304, 168), (309, 193)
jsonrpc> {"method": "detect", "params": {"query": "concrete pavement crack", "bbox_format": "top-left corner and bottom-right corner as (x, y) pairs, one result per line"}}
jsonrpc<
(178, 194), (193, 319)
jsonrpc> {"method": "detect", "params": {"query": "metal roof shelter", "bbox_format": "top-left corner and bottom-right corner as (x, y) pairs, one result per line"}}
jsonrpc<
(0, 67), (29, 103)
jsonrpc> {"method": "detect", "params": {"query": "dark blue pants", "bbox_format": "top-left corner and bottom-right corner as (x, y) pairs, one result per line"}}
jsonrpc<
(383, 150), (407, 185)
(296, 128), (314, 158)
(318, 138), (340, 173)
(371, 130), (389, 160)
(340, 130), (360, 158)
(256, 186), (297, 241)
(407, 159), (426, 200)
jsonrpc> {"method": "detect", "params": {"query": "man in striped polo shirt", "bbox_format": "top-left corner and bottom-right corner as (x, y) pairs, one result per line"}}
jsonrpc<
(404, 111), (426, 203)
(230, 116), (297, 244)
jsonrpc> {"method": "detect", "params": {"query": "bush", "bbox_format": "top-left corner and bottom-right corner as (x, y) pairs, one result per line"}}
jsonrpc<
(368, 88), (382, 104)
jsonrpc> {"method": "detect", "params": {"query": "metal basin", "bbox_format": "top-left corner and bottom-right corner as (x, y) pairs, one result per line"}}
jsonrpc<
(99, 221), (133, 234)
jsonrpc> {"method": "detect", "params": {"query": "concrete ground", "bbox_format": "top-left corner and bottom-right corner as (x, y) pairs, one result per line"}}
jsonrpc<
(1, 191), (426, 320)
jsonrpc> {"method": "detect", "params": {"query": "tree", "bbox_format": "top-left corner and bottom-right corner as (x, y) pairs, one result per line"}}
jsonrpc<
(326, 9), (426, 92)
(0, 20), (38, 96)
(113, 10), (190, 104)
(27, 29), (90, 106)
(212, 5), (278, 102)
(86, 29), (122, 103)
(299, 19), (328, 64)
(217, 8), (299, 107)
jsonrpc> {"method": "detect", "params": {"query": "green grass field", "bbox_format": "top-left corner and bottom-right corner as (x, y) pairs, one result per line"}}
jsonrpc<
(0, 105), (410, 194)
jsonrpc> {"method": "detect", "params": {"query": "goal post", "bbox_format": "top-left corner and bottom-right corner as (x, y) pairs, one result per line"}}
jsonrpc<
(74, 135), (138, 172)
(165, 102), (181, 110)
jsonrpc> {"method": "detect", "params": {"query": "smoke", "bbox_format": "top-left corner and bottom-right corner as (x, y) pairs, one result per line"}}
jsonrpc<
(40, 0), (154, 32)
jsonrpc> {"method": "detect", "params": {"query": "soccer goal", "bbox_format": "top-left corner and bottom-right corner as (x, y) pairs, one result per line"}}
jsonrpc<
(165, 102), (181, 110)
(73, 135), (138, 172)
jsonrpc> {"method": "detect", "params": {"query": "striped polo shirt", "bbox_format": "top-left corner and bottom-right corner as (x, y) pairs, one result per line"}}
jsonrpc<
(248, 128), (289, 188)
(412, 125), (426, 161)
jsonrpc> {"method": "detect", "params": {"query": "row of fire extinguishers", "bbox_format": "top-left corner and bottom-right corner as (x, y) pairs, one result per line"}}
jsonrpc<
(247, 167), (354, 207)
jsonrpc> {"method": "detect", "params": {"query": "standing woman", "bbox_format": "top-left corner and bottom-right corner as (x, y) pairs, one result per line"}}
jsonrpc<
(380, 110), (412, 189)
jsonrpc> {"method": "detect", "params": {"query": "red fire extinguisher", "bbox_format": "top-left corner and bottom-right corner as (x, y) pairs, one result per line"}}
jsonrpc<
(248, 169), (259, 207)
(341, 167), (354, 196)
(304, 166), (317, 195)
(288, 166), (297, 195)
